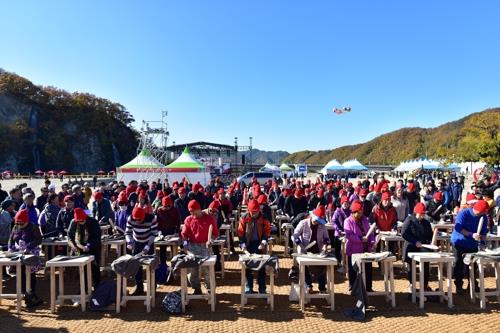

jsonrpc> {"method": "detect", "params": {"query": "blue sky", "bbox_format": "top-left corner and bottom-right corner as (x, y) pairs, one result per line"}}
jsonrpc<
(1, 1), (499, 152)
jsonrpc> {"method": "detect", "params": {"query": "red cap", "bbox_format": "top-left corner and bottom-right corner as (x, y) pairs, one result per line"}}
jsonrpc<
(248, 199), (260, 213)
(407, 183), (415, 192)
(359, 189), (368, 197)
(433, 192), (443, 201)
(312, 205), (326, 219)
(157, 191), (165, 199)
(351, 200), (363, 213)
(340, 196), (349, 204)
(188, 199), (201, 211)
(257, 194), (268, 205)
(466, 193), (477, 204)
(193, 183), (202, 192)
(217, 188), (224, 195)
(15, 209), (29, 223)
(162, 196), (172, 206)
(74, 208), (87, 221)
(138, 191), (147, 199)
(473, 200), (489, 214)
(209, 200), (220, 210)
(317, 189), (324, 197)
(295, 189), (303, 197)
(414, 202), (426, 214)
(93, 191), (103, 201)
(132, 206), (146, 221)
(63, 195), (74, 202)
(381, 192), (391, 201)
(178, 187), (186, 194)
(369, 185), (374, 191)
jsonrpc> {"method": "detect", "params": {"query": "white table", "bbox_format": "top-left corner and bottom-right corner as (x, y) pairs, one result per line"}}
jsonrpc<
(275, 215), (290, 243)
(0, 256), (33, 313)
(220, 224), (232, 256)
(408, 252), (454, 309)
(155, 236), (180, 259)
(42, 238), (69, 261)
(116, 257), (156, 313)
(209, 239), (226, 278)
(379, 232), (404, 259)
(295, 255), (337, 312)
(100, 238), (126, 269)
(469, 255), (500, 309)
(180, 255), (216, 312)
(353, 253), (396, 307)
(47, 255), (94, 312)
(239, 255), (275, 311)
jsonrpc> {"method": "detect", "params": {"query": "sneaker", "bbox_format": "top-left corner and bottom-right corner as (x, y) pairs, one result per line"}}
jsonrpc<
(71, 297), (81, 306)
(244, 290), (255, 294)
(25, 293), (43, 308)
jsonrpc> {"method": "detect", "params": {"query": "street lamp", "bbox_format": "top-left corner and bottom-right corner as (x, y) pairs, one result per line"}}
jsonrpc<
(249, 137), (253, 172)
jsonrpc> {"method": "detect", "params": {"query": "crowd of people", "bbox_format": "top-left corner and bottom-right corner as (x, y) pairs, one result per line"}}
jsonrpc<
(0, 170), (499, 309)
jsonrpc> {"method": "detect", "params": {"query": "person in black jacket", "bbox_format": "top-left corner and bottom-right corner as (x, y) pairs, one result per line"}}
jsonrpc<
(56, 195), (75, 235)
(307, 188), (327, 211)
(426, 192), (446, 222)
(401, 202), (434, 292)
(284, 188), (308, 219)
(174, 187), (190, 223)
(67, 208), (102, 288)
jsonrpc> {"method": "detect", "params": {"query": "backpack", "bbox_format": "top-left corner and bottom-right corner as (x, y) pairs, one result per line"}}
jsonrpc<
(90, 281), (117, 310)
(162, 290), (182, 314)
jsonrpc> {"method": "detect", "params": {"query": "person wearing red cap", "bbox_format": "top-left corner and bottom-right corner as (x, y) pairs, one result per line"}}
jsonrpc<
(401, 202), (434, 293)
(8, 209), (43, 308)
(358, 188), (373, 219)
(293, 205), (330, 293)
(181, 199), (218, 294)
(174, 186), (190, 223)
(284, 188), (308, 221)
(125, 206), (158, 295)
(114, 191), (130, 234)
(344, 200), (375, 292)
(92, 190), (115, 225)
(372, 192), (398, 232)
(188, 183), (206, 210)
(426, 191), (447, 222)
(451, 200), (489, 294)
(331, 196), (351, 272)
(238, 199), (272, 294)
(277, 187), (291, 213)
(67, 207), (102, 288)
(404, 181), (420, 214)
(155, 196), (181, 265)
(55, 195), (75, 236)
(268, 182), (281, 206)
(135, 191), (154, 216)
(307, 188), (327, 212)
(257, 194), (272, 223)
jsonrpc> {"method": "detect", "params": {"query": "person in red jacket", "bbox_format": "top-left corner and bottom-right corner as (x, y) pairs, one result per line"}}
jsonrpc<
(181, 200), (218, 294)
(372, 191), (398, 254)
(155, 196), (181, 264)
(238, 199), (272, 293)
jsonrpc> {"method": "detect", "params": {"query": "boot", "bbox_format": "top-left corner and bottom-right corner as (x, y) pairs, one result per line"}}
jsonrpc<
(24, 292), (43, 308)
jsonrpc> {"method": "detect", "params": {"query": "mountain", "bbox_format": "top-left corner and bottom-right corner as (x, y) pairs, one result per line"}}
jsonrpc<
(238, 149), (289, 165)
(283, 108), (500, 165)
(0, 69), (139, 173)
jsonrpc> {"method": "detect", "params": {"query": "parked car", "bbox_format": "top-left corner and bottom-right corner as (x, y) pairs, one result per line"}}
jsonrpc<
(237, 172), (274, 186)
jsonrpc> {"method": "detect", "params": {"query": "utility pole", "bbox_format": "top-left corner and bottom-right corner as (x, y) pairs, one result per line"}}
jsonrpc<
(249, 137), (253, 172)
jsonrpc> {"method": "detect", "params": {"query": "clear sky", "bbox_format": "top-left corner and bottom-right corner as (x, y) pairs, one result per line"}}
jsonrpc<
(1, 1), (499, 153)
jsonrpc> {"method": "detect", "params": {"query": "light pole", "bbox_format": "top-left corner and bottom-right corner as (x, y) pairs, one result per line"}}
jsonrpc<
(249, 137), (253, 172)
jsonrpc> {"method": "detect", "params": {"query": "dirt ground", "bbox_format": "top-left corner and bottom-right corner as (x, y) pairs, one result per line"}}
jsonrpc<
(1, 243), (499, 333)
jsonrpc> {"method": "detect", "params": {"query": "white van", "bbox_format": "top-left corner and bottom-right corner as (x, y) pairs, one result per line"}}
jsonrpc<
(237, 172), (274, 186)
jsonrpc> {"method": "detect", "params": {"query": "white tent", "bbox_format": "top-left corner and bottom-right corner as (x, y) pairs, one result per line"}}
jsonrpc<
(165, 147), (211, 186)
(320, 159), (345, 175)
(116, 149), (167, 184)
(342, 159), (368, 171)
(260, 162), (281, 176)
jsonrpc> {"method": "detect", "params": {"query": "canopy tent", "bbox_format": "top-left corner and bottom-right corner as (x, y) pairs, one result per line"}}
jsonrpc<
(165, 147), (211, 186)
(342, 159), (368, 171)
(260, 162), (281, 176)
(116, 149), (167, 184)
(279, 163), (294, 177)
(320, 159), (345, 175)
(394, 158), (463, 172)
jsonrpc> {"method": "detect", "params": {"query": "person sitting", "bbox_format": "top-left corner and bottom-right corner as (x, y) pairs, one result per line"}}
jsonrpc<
(293, 205), (330, 293)
(8, 209), (43, 308)
(238, 199), (271, 294)
(67, 208), (102, 288)
(401, 202), (434, 293)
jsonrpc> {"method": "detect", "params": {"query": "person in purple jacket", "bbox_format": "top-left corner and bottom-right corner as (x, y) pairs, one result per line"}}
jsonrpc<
(331, 196), (351, 273)
(344, 200), (375, 292)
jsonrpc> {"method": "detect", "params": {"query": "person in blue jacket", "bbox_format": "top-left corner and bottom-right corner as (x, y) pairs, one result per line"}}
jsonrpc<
(450, 200), (489, 294)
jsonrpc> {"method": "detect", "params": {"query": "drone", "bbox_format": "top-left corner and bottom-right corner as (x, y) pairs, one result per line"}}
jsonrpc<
(333, 106), (352, 115)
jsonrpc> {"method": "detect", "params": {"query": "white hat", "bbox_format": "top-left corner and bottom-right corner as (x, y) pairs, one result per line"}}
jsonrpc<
(48, 184), (56, 191)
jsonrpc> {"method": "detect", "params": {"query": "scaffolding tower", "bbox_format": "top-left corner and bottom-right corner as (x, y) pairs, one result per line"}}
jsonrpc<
(136, 111), (169, 182)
